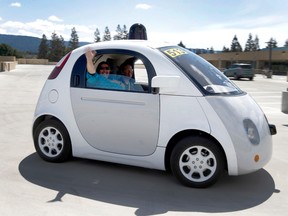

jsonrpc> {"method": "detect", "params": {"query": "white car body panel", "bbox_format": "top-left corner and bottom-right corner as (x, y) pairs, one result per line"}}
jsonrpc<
(156, 95), (211, 146)
(207, 94), (273, 175)
(70, 88), (160, 156)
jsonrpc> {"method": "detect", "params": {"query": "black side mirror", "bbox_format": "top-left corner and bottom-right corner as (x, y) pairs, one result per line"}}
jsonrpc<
(269, 124), (277, 135)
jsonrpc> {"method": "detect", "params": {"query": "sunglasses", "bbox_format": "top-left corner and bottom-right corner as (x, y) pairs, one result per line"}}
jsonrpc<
(100, 66), (110, 70)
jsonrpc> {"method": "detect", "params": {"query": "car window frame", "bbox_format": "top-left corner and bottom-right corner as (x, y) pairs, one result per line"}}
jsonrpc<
(70, 49), (156, 94)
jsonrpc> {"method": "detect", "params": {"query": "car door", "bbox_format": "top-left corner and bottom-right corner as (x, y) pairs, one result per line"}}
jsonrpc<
(70, 50), (160, 156)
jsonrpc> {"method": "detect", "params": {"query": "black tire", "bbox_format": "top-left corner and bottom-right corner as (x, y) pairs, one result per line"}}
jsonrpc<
(170, 136), (225, 188)
(234, 73), (239, 80)
(33, 119), (72, 162)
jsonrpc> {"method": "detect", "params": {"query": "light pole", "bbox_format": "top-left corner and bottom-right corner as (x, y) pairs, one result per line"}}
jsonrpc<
(265, 41), (273, 78)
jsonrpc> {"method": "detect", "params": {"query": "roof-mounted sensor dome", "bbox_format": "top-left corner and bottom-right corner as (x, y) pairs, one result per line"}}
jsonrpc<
(128, 23), (147, 40)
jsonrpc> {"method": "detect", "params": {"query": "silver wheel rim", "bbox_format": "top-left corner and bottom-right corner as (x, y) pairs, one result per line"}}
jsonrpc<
(179, 146), (217, 182)
(38, 126), (64, 157)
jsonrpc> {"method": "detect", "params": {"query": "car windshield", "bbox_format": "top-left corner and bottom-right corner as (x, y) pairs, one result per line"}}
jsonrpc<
(159, 46), (243, 95)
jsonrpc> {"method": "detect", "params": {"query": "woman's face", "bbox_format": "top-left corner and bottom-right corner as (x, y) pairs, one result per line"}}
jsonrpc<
(99, 64), (110, 78)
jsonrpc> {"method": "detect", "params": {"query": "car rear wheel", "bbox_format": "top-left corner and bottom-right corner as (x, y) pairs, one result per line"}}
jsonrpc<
(170, 136), (225, 188)
(33, 119), (72, 162)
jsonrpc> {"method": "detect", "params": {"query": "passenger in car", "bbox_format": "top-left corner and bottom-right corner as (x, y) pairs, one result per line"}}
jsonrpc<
(85, 49), (124, 90)
(118, 62), (143, 91)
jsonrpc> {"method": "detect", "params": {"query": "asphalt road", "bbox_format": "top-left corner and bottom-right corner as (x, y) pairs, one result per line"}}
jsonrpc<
(0, 65), (287, 216)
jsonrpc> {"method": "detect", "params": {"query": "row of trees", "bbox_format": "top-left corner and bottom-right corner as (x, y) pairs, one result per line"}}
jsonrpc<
(169, 33), (288, 54)
(0, 43), (23, 57)
(222, 33), (287, 53)
(38, 25), (128, 61)
(38, 27), (78, 61)
(95, 25), (129, 42)
(1, 24), (288, 61)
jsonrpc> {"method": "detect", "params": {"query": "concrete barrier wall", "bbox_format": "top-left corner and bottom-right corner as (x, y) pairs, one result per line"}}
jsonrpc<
(0, 56), (17, 71)
(0, 61), (17, 72)
(1, 56), (53, 72)
(0, 56), (16, 62)
(17, 58), (49, 65)
(0, 56), (56, 72)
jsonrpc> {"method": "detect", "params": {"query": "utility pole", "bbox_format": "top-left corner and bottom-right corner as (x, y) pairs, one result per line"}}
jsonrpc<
(265, 41), (273, 78)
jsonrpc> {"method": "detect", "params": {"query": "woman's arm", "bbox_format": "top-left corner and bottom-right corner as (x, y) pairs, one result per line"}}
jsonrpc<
(85, 49), (96, 74)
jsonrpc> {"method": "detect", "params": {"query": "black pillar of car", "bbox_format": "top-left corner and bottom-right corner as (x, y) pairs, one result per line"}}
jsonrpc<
(128, 23), (147, 40)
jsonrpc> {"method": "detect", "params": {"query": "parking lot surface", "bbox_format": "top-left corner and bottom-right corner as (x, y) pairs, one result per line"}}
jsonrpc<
(0, 65), (287, 216)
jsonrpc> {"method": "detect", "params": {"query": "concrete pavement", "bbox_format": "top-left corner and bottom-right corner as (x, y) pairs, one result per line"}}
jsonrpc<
(0, 65), (287, 216)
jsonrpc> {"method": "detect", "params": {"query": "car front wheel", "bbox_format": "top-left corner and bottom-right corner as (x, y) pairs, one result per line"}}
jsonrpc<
(234, 73), (239, 80)
(33, 119), (72, 162)
(171, 136), (225, 188)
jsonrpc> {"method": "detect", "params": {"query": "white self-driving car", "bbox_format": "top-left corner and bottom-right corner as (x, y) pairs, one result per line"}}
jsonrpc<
(32, 40), (276, 188)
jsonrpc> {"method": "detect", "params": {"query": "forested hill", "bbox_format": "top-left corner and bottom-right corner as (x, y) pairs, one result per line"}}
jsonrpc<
(0, 34), (90, 53)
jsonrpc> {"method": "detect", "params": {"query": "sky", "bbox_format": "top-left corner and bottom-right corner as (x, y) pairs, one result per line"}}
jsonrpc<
(0, 0), (287, 50)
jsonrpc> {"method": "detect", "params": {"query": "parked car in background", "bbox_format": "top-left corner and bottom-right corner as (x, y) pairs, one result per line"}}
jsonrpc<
(223, 63), (254, 80)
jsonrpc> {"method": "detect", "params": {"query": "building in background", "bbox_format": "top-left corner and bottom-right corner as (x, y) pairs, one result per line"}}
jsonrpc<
(199, 47), (288, 75)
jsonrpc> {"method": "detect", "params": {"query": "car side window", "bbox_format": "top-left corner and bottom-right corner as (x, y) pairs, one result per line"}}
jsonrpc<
(87, 55), (146, 92)
(80, 50), (156, 93)
(133, 59), (149, 91)
(71, 49), (156, 93)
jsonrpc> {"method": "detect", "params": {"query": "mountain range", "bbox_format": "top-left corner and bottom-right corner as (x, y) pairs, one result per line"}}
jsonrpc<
(0, 34), (90, 53)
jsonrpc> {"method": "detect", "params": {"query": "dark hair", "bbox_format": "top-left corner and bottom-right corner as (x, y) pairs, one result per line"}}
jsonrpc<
(96, 61), (110, 72)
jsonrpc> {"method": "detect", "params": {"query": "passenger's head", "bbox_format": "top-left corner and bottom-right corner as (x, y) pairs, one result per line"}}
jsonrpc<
(96, 61), (111, 78)
(120, 63), (133, 78)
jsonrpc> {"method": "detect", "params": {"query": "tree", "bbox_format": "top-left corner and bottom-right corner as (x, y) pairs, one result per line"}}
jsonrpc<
(49, 32), (66, 62)
(178, 41), (186, 48)
(244, 33), (254, 52)
(222, 46), (230, 52)
(113, 24), (128, 40)
(253, 35), (260, 51)
(284, 39), (288, 47)
(67, 27), (79, 52)
(244, 33), (260, 52)
(113, 24), (122, 40)
(102, 26), (111, 41)
(94, 28), (101, 42)
(209, 47), (214, 54)
(0, 43), (18, 56)
(37, 34), (49, 59)
(230, 35), (242, 52)
(122, 25), (128, 40)
(266, 37), (278, 48)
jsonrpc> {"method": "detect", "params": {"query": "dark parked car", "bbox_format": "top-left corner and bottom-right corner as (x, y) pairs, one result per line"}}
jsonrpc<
(223, 63), (254, 80)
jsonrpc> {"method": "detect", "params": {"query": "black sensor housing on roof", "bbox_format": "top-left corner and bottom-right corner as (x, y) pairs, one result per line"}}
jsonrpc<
(128, 23), (147, 40)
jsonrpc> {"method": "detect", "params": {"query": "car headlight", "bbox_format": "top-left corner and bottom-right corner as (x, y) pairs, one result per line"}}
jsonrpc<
(243, 119), (260, 145)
